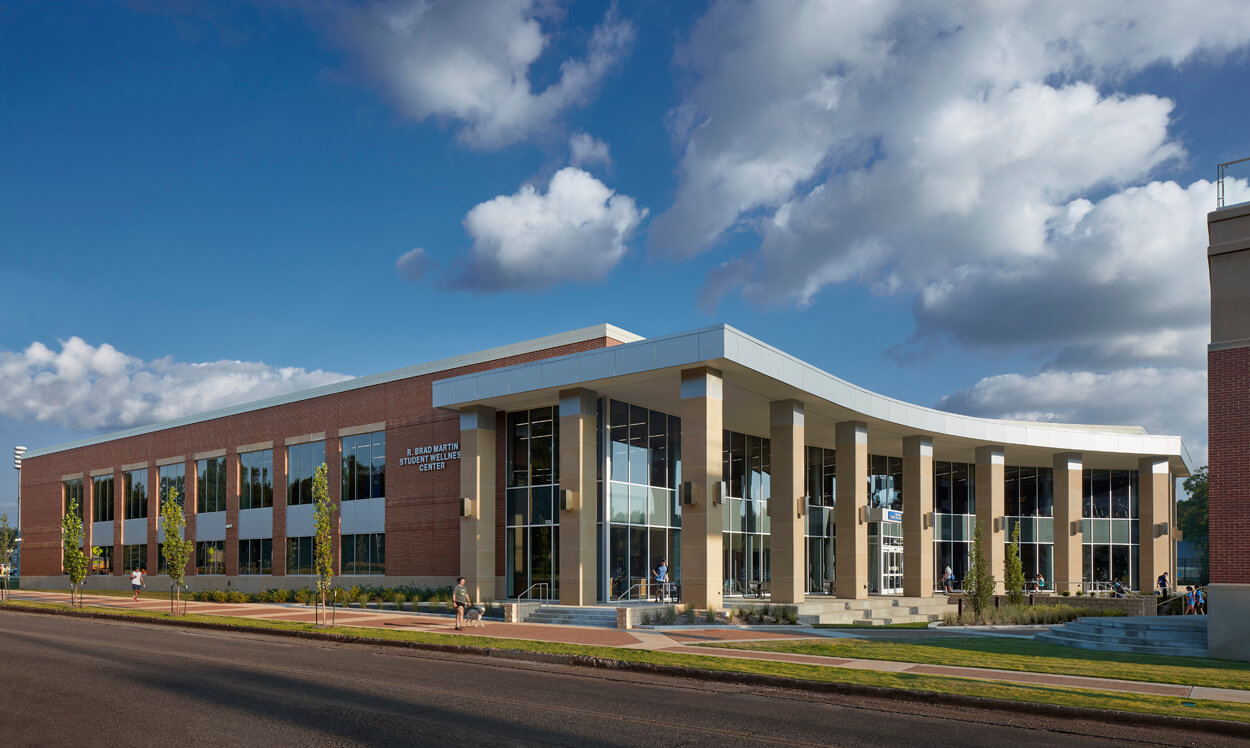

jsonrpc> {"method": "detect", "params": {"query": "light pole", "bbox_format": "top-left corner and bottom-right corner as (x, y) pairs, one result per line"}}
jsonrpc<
(13, 446), (25, 578)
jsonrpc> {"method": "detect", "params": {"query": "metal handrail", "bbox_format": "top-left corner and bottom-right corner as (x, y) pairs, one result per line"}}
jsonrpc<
(518, 582), (551, 602)
(1218, 156), (1250, 208)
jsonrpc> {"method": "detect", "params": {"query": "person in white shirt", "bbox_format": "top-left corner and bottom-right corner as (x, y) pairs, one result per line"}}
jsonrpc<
(130, 566), (146, 601)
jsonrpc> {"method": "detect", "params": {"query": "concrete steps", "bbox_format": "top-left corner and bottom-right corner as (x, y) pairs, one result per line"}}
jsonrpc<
(1035, 616), (1208, 657)
(524, 606), (620, 628)
(795, 596), (957, 626)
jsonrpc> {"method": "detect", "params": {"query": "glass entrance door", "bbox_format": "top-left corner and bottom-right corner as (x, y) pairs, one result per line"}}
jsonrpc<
(868, 521), (904, 595)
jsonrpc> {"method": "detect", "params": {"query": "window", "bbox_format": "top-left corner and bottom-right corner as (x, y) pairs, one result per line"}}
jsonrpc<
(1082, 468), (1140, 589)
(286, 536), (314, 575)
(341, 432), (385, 501)
(195, 540), (225, 575)
(341, 533), (385, 575)
(121, 544), (147, 572)
(64, 479), (84, 522)
(196, 457), (226, 513)
(1003, 466), (1055, 591)
(507, 407), (564, 599)
(287, 441), (326, 506)
(238, 538), (273, 575)
(722, 430), (771, 597)
(92, 476), (115, 523)
(239, 449), (273, 509)
(159, 464), (185, 509)
(805, 446), (836, 594)
(123, 469), (148, 520)
(90, 546), (113, 575)
(933, 461), (977, 592)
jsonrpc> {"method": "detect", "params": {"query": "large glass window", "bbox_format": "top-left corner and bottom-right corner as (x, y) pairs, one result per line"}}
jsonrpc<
(195, 540), (225, 575)
(1004, 466), (1055, 591)
(342, 432), (385, 501)
(805, 446), (836, 594)
(933, 461), (975, 591)
(121, 544), (147, 572)
(1082, 468), (1140, 589)
(64, 479), (84, 522)
(92, 475), (115, 523)
(123, 469), (148, 520)
(238, 538), (272, 575)
(869, 455), (903, 511)
(158, 464), (185, 509)
(239, 449), (273, 510)
(341, 533), (385, 575)
(287, 441), (326, 505)
(196, 457), (226, 514)
(90, 545), (113, 575)
(602, 401), (682, 601)
(507, 407), (562, 598)
(286, 536), (314, 575)
(722, 430), (770, 597)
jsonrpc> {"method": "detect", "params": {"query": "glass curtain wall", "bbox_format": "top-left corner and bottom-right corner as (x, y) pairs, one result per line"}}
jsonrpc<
(804, 446), (835, 594)
(92, 476), (114, 523)
(239, 449), (274, 510)
(123, 469), (147, 520)
(287, 441), (326, 505)
(196, 457), (226, 513)
(64, 479), (84, 521)
(933, 461), (975, 591)
(1005, 466), (1055, 590)
(341, 432), (385, 501)
(158, 464), (185, 510)
(1082, 469), (1140, 589)
(722, 430), (770, 597)
(869, 455), (903, 510)
(342, 532), (385, 574)
(506, 407), (559, 598)
(605, 400), (681, 601)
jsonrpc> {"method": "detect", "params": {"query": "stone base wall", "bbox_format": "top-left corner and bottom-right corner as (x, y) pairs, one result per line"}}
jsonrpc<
(949, 592), (1154, 616)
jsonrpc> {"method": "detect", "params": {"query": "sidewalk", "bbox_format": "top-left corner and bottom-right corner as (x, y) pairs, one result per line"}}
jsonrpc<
(9, 589), (1249, 706)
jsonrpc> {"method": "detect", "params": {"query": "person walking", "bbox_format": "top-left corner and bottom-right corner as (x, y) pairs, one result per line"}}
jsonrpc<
(1184, 585), (1196, 615)
(653, 559), (669, 602)
(1157, 572), (1169, 598)
(453, 576), (472, 631)
(1196, 586), (1207, 615)
(130, 566), (146, 602)
(941, 564), (954, 595)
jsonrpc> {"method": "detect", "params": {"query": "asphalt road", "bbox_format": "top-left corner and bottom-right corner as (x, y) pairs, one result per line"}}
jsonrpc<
(0, 611), (1238, 747)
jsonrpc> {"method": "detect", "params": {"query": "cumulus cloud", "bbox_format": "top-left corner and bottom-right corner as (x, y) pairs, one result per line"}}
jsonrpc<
(0, 338), (352, 432)
(395, 247), (431, 282)
(321, 0), (633, 148)
(569, 132), (611, 170)
(938, 367), (1208, 464)
(448, 167), (646, 291)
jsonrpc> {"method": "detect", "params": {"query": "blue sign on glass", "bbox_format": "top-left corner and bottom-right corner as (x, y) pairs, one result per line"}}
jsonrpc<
(886, 510), (903, 523)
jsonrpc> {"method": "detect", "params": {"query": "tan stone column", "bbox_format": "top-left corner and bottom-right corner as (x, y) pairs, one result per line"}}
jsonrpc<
(559, 388), (598, 605)
(1053, 452), (1084, 593)
(975, 446), (1005, 594)
(903, 436), (934, 597)
(769, 400), (805, 604)
(459, 405), (497, 603)
(1139, 456), (1171, 593)
(835, 421), (868, 599)
(680, 367), (724, 611)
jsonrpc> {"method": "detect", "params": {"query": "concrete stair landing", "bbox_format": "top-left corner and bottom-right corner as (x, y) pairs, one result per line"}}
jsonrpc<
(523, 606), (620, 628)
(789, 596), (957, 626)
(1035, 615), (1208, 657)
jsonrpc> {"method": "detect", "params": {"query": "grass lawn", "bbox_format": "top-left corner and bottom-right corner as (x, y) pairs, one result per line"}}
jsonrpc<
(695, 635), (1250, 691)
(3, 599), (1249, 724)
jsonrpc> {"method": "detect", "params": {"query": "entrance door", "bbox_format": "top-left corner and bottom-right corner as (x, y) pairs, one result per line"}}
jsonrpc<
(881, 542), (903, 595)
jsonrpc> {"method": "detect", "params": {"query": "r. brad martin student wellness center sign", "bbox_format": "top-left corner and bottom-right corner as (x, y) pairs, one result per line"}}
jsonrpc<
(399, 442), (461, 472)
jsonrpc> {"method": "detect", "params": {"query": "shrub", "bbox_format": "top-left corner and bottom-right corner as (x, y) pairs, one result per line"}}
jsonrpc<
(227, 590), (249, 604)
(358, 593), (370, 608)
(1005, 522), (1026, 606)
(966, 517), (995, 623)
(1060, 590), (1071, 597)
(704, 607), (716, 624)
(778, 605), (799, 625)
(259, 588), (291, 603)
(941, 604), (1125, 626)
(662, 605), (677, 625)
(293, 588), (311, 605)
(392, 591), (407, 606)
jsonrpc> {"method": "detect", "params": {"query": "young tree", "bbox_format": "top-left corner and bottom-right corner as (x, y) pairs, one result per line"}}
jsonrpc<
(62, 498), (88, 607)
(159, 487), (194, 613)
(966, 517), (995, 623)
(312, 463), (337, 625)
(1005, 520), (1025, 606)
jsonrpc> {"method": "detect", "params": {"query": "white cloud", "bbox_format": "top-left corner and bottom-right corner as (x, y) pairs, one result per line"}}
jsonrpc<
(449, 167), (646, 291)
(569, 132), (611, 170)
(395, 247), (431, 282)
(0, 338), (352, 432)
(938, 367), (1208, 465)
(323, 0), (633, 148)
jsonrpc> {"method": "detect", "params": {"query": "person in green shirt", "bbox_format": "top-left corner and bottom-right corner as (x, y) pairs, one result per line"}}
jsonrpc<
(453, 576), (471, 631)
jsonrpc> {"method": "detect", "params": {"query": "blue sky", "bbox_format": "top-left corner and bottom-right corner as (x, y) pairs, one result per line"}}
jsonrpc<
(4, 1), (1250, 522)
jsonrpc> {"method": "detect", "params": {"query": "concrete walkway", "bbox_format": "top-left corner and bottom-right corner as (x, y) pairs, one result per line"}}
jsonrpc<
(9, 589), (1249, 706)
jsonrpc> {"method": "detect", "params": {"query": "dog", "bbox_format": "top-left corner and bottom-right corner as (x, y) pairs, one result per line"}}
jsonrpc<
(464, 606), (485, 628)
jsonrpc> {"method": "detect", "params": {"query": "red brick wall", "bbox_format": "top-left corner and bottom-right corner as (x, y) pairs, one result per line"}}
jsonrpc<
(1210, 345), (1250, 583)
(20, 336), (623, 578)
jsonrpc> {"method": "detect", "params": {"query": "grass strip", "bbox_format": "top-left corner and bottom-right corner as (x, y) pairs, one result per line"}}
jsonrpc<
(696, 635), (1250, 691)
(4, 599), (1248, 725)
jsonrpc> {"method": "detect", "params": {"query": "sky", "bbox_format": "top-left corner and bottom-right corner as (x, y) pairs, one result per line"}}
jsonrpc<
(4, 0), (1250, 525)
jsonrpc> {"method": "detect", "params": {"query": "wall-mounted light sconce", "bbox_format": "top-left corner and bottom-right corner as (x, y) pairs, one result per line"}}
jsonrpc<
(559, 489), (576, 512)
(459, 497), (473, 518)
(1070, 520), (1081, 536)
(711, 481), (727, 506)
(680, 482), (694, 506)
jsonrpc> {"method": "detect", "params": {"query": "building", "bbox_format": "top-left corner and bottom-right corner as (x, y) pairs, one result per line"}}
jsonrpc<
(18, 323), (1188, 608)
(1208, 166), (1250, 660)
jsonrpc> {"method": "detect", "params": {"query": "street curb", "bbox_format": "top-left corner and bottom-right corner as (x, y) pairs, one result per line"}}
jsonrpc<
(4, 603), (1248, 739)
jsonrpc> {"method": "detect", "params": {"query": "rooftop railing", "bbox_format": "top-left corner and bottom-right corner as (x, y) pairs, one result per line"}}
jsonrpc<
(1217, 156), (1250, 209)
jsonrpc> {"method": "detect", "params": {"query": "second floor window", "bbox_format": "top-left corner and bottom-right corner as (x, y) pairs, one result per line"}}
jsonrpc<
(239, 449), (273, 510)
